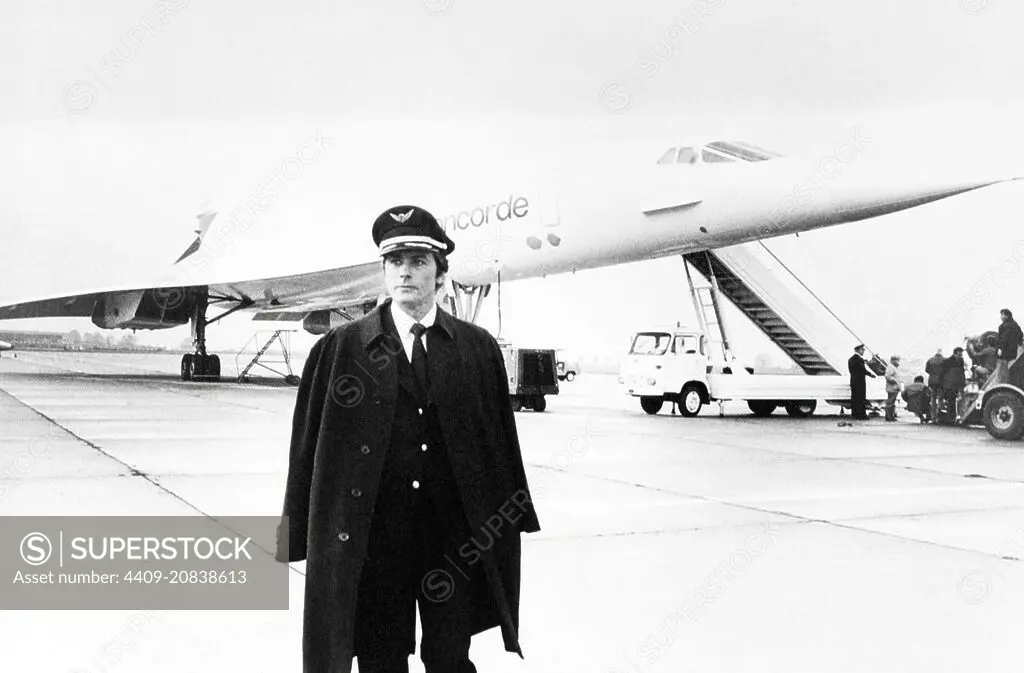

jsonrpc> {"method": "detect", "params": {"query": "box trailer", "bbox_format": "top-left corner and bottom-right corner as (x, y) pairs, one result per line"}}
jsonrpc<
(500, 344), (559, 412)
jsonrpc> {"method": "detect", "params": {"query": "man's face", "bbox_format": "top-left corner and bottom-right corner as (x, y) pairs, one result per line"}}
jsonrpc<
(855, 348), (865, 356)
(1001, 312), (1009, 323)
(383, 249), (443, 313)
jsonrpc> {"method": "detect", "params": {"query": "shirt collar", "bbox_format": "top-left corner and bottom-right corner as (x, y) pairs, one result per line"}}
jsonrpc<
(390, 301), (437, 336)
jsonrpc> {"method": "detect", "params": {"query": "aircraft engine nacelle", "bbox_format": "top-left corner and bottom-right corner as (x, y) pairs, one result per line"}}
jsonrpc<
(91, 289), (191, 330)
(302, 310), (349, 335)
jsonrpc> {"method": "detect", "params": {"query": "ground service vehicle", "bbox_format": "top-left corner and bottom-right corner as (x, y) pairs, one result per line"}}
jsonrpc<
(500, 344), (559, 412)
(965, 354), (1024, 440)
(556, 351), (579, 382)
(619, 326), (885, 417)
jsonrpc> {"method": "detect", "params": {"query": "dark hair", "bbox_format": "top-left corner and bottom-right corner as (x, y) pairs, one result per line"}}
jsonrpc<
(432, 252), (449, 275)
(381, 250), (449, 276)
(381, 250), (449, 293)
(914, 375), (924, 383)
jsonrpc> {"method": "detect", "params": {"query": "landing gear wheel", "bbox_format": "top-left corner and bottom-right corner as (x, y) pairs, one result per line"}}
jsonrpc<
(784, 400), (817, 418)
(510, 398), (523, 412)
(180, 354), (194, 381)
(533, 396), (547, 412)
(208, 354), (221, 379)
(983, 392), (1024, 440)
(284, 374), (301, 386)
(193, 354), (207, 378)
(640, 396), (664, 415)
(679, 385), (703, 417)
(565, 371), (575, 382)
(748, 400), (777, 417)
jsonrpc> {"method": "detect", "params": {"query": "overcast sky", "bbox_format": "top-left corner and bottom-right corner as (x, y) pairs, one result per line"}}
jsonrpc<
(1, 0), (1023, 370)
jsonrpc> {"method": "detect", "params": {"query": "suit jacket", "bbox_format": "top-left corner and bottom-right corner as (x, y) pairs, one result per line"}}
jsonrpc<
(940, 355), (967, 390)
(276, 299), (540, 673)
(925, 355), (945, 387)
(848, 354), (869, 383)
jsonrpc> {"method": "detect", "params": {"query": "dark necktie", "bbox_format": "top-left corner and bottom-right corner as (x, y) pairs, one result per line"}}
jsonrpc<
(410, 323), (430, 401)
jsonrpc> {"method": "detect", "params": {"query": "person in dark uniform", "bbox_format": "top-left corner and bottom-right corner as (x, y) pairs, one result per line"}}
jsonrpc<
(938, 346), (968, 424)
(925, 348), (945, 421)
(276, 205), (540, 673)
(848, 344), (875, 419)
(996, 308), (1023, 384)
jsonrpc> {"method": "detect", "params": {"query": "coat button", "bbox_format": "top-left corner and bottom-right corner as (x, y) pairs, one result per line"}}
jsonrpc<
(360, 445), (370, 454)
(338, 532), (350, 542)
(351, 488), (362, 497)
(421, 443), (428, 452)
(412, 480), (420, 489)
(418, 408), (423, 415)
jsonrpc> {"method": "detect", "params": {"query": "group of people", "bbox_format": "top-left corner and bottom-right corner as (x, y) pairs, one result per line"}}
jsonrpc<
(846, 309), (1024, 424)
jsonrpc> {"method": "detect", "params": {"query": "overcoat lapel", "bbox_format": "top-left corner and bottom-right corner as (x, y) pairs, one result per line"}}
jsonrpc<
(358, 303), (400, 410)
(427, 307), (461, 416)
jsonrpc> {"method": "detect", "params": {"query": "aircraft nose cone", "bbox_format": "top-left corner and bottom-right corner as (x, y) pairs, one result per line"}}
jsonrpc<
(781, 154), (1022, 228)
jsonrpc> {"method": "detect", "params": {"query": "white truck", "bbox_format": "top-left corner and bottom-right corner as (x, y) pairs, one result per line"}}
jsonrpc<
(619, 326), (886, 417)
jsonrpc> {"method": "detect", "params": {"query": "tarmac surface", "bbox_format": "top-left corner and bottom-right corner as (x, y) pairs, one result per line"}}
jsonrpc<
(2, 351), (1024, 672)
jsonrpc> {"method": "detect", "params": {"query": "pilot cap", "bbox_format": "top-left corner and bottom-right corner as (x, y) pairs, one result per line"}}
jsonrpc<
(372, 205), (456, 257)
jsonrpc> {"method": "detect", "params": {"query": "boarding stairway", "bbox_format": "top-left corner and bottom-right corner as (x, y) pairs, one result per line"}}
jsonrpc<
(683, 242), (886, 376)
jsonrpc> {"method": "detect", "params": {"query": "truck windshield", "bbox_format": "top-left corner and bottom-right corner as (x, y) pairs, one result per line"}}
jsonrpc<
(630, 333), (672, 355)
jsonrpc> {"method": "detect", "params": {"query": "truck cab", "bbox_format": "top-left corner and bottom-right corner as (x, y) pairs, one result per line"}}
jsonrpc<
(620, 327), (711, 416)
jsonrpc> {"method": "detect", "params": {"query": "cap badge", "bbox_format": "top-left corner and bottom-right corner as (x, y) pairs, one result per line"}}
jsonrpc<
(389, 208), (415, 223)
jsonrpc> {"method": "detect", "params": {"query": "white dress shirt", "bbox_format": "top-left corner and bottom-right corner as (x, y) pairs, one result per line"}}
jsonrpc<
(390, 301), (437, 362)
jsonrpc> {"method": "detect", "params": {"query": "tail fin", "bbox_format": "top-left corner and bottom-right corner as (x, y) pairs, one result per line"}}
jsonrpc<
(174, 210), (217, 264)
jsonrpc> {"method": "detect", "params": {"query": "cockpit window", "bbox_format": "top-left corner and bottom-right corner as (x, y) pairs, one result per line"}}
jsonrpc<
(702, 148), (735, 163)
(630, 332), (672, 355)
(706, 140), (783, 162)
(658, 140), (783, 165)
(657, 148), (677, 165)
(677, 147), (698, 164)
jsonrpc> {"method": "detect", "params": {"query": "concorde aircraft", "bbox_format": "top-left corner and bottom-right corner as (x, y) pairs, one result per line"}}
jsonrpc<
(0, 139), (1011, 381)
(0, 340), (11, 354)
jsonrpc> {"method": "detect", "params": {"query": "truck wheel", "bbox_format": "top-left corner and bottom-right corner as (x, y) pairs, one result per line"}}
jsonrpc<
(679, 385), (703, 417)
(533, 396), (547, 412)
(566, 371), (576, 382)
(983, 392), (1024, 440)
(748, 400), (777, 417)
(640, 396), (664, 415)
(784, 400), (817, 418)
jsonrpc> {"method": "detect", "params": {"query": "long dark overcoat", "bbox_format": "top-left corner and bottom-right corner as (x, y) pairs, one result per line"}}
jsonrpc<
(276, 298), (540, 673)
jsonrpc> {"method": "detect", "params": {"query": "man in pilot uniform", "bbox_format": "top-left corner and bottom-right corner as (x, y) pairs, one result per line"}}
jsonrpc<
(277, 205), (540, 673)
(848, 344), (875, 420)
